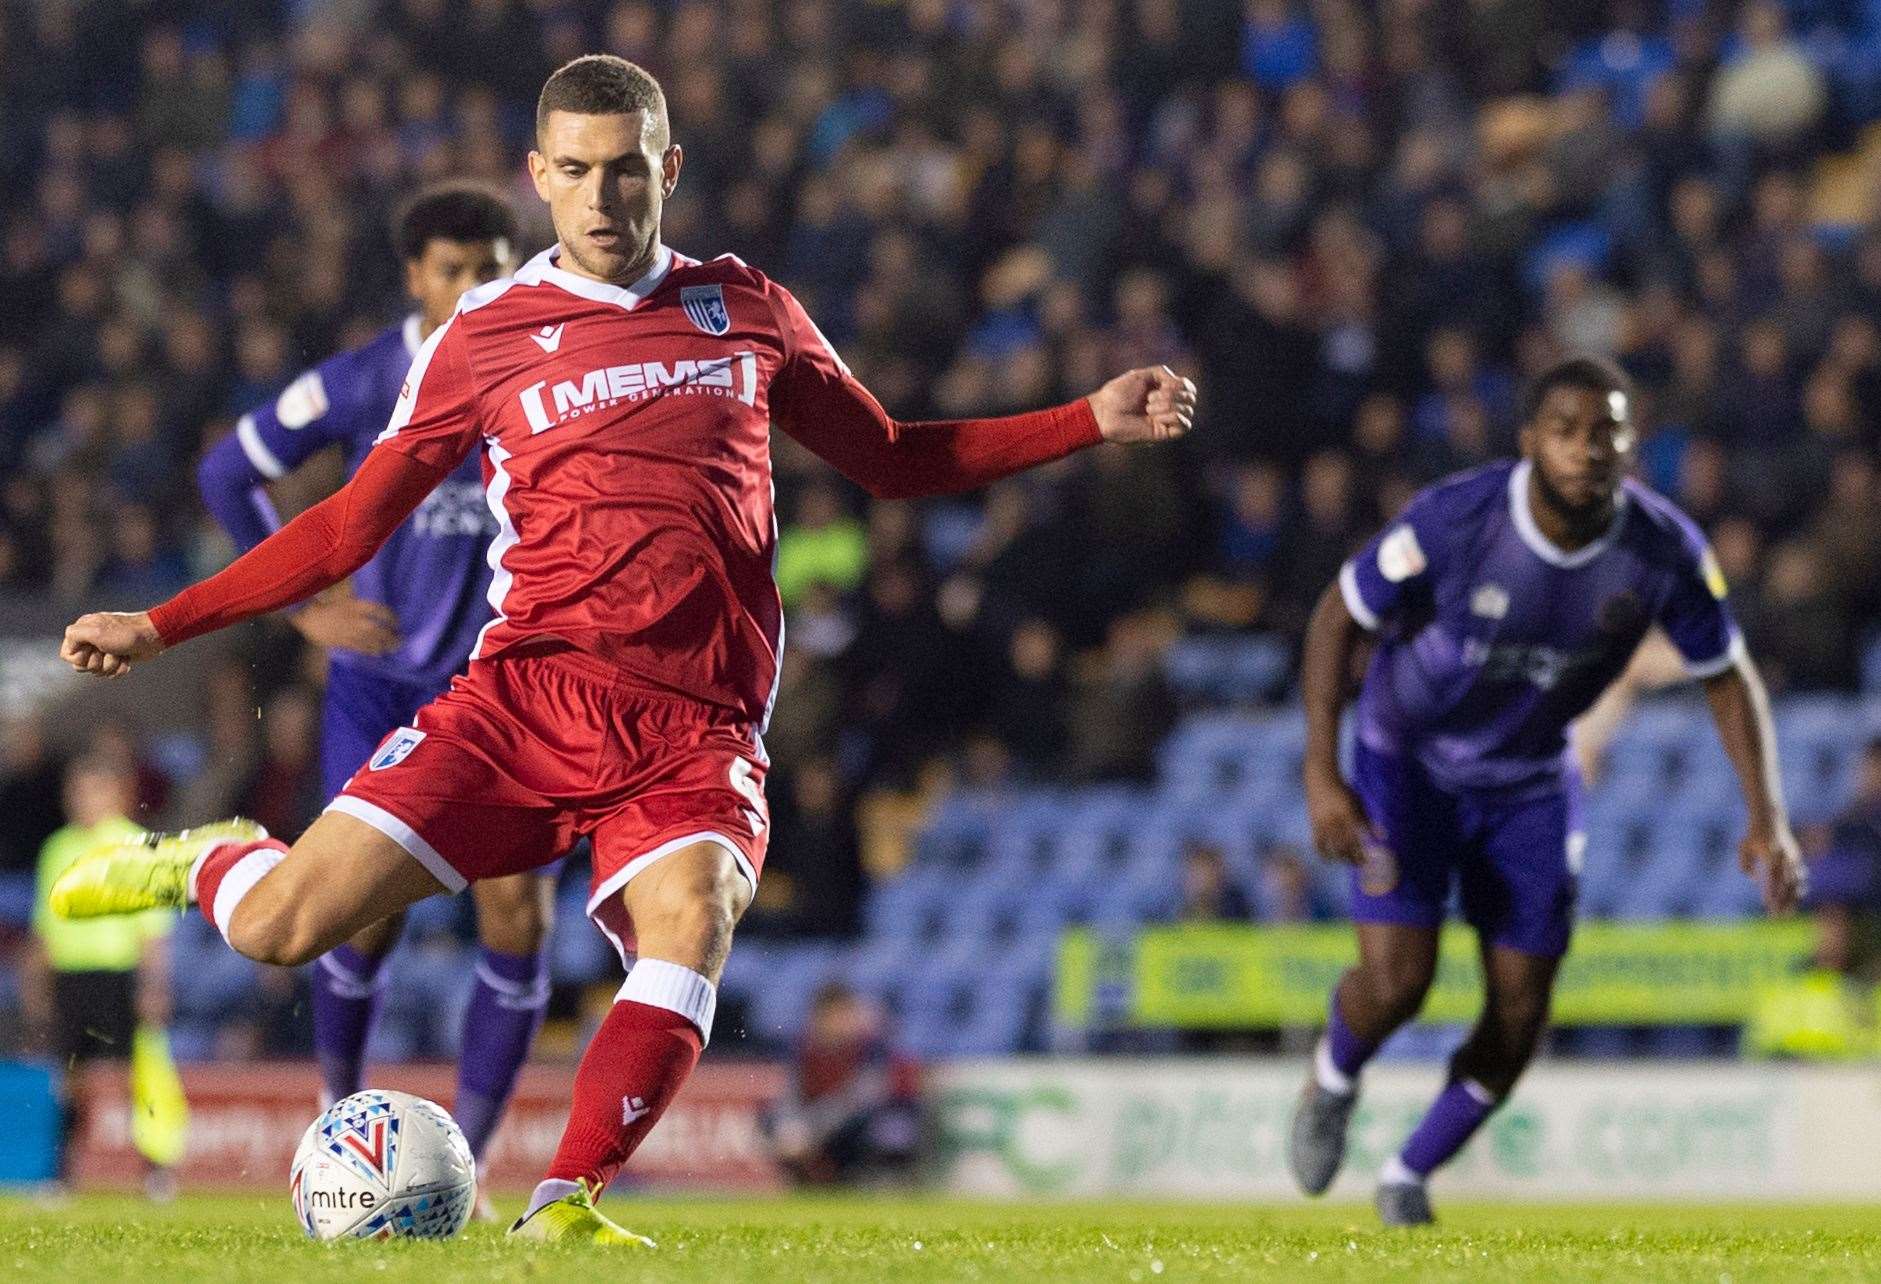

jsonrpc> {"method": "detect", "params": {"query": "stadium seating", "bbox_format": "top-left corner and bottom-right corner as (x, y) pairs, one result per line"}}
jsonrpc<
(715, 694), (1881, 1059)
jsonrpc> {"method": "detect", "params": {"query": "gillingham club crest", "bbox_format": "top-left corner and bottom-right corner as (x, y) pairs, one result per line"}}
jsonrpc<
(681, 284), (731, 336)
(368, 728), (425, 771)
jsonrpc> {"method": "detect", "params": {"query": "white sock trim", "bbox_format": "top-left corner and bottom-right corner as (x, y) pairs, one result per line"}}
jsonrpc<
(522, 1177), (582, 1222)
(209, 846), (286, 947)
(1381, 1155), (1423, 1187)
(1460, 1077), (1497, 1107)
(187, 840), (242, 904)
(617, 958), (717, 1046)
(318, 952), (387, 1000)
(1313, 1038), (1356, 1096)
(475, 959), (551, 1010)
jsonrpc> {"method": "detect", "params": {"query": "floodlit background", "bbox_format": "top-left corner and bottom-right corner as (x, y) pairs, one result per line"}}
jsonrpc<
(0, 0), (1879, 1198)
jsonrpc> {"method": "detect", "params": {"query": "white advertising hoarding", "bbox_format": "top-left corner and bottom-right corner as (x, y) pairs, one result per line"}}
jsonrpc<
(930, 1059), (1881, 1200)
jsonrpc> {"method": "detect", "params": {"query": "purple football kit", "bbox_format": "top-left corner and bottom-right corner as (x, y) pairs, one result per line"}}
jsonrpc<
(199, 316), (542, 1163)
(1337, 459), (1739, 955)
(197, 317), (496, 797)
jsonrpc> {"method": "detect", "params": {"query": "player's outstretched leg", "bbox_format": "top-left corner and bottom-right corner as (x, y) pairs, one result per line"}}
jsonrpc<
(1377, 943), (1558, 1226)
(52, 812), (449, 969)
(50, 819), (272, 918)
(310, 914), (404, 1105)
(510, 842), (749, 1245)
(1290, 923), (1437, 1196)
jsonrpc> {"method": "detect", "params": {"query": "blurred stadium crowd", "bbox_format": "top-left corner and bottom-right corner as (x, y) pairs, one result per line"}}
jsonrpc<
(4, 0), (1881, 1054)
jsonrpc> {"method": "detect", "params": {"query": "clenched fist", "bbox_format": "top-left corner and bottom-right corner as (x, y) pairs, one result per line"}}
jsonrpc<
(1088, 365), (1197, 444)
(61, 611), (165, 678)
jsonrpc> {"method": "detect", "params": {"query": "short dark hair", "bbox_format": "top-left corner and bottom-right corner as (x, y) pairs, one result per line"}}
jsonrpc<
(391, 182), (517, 263)
(1522, 354), (1633, 424)
(536, 54), (668, 145)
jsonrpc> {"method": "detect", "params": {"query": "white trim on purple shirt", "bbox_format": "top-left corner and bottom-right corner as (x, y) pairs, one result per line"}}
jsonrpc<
(1682, 630), (1747, 680)
(1507, 459), (1628, 569)
(235, 412), (287, 480)
(1339, 560), (1381, 631)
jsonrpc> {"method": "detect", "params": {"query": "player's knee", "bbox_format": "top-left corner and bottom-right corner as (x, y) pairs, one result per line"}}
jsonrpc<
(474, 880), (552, 955)
(1488, 992), (1550, 1058)
(227, 898), (324, 968)
(633, 860), (742, 967)
(1358, 958), (1434, 1023)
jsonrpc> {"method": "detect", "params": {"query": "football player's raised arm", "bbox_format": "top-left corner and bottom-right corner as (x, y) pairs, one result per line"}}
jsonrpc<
(765, 283), (1129, 500)
(141, 447), (452, 648)
(60, 320), (479, 677)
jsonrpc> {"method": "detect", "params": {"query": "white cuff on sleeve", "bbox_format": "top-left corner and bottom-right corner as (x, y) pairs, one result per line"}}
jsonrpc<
(1683, 631), (1748, 680)
(1339, 561), (1380, 631)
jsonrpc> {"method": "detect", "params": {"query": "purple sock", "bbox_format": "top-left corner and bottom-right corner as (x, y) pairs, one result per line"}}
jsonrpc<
(454, 946), (549, 1162)
(312, 943), (390, 1103)
(1398, 1078), (1498, 1178)
(1326, 993), (1380, 1079)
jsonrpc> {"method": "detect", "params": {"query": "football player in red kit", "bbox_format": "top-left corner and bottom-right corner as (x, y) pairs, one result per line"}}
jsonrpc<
(53, 55), (1195, 1243)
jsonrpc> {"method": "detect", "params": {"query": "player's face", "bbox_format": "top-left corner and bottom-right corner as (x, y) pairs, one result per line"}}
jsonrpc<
(1522, 385), (1636, 518)
(528, 109), (682, 285)
(403, 237), (514, 331)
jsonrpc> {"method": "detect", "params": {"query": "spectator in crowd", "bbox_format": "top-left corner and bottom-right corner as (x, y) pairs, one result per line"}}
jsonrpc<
(1176, 842), (1254, 922)
(0, 715), (64, 877)
(761, 982), (921, 1186)
(1258, 842), (1335, 923)
(234, 686), (323, 840)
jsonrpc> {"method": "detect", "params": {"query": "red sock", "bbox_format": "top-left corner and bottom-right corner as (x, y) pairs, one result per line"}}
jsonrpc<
(190, 837), (288, 946)
(544, 960), (711, 1193)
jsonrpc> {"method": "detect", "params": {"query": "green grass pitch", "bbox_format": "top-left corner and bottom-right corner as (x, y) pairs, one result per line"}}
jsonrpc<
(2, 1193), (1878, 1282)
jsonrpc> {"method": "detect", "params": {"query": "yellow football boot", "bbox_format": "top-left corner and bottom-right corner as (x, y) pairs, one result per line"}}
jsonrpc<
(50, 819), (269, 919)
(507, 1181), (655, 1246)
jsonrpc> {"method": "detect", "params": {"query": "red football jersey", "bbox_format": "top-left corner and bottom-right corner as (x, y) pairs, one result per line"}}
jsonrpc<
(369, 245), (1099, 725)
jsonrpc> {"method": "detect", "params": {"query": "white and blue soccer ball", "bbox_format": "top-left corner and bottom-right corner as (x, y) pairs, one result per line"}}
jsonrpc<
(289, 1089), (477, 1241)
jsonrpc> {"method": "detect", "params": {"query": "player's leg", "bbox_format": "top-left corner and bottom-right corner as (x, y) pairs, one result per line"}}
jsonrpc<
(312, 914), (404, 1104)
(513, 701), (769, 1244)
(198, 812), (448, 966)
(1377, 781), (1579, 1225)
(454, 871), (556, 1164)
(517, 839), (752, 1241)
(1289, 921), (1439, 1195)
(308, 669), (416, 1104)
(1291, 743), (1452, 1196)
(49, 809), (446, 964)
(1378, 942), (1560, 1226)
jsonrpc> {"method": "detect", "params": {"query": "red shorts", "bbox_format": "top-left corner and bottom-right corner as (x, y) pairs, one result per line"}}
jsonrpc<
(327, 644), (769, 959)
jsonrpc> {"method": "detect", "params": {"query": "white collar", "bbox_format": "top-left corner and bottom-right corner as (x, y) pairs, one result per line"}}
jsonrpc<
(1508, 459), (1628, 569)
(514, 242), (676, 310)
(401, 314), (423, 358)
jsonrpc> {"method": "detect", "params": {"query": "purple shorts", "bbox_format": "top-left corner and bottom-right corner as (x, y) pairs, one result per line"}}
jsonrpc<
(320, 664), (449, 799)
(1347, 742), (1583, 957)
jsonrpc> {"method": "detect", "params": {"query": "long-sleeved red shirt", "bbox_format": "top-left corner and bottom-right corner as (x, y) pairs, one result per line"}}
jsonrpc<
(153, 245), (1101, 723)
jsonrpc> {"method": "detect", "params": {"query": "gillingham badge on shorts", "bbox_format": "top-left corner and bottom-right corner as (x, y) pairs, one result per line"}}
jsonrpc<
(368, 728), (426, 771)
(681, 284), (731, 336)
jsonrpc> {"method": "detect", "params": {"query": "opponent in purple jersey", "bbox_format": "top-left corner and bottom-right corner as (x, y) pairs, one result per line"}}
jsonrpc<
(197, 184), (548, 1183)
(1286, 357), (1804, 1226)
